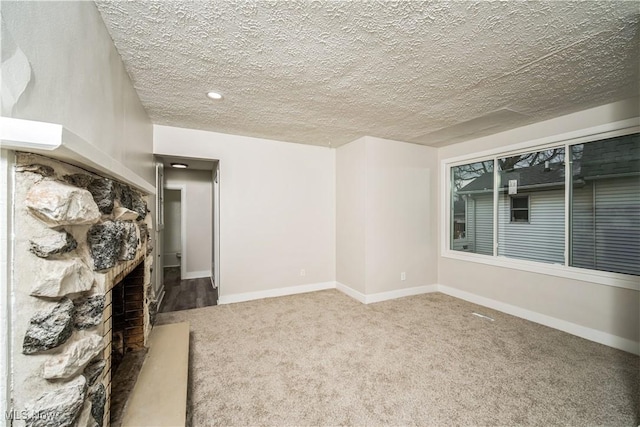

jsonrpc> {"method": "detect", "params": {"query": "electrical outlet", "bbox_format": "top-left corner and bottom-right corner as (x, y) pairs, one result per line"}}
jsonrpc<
(300, 269), (306, 277)
(400, 272), (406, 281)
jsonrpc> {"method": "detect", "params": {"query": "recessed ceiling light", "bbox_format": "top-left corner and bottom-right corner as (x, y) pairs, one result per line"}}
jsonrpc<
(206, 91), (223, 100)
(170, 163), (188, 169)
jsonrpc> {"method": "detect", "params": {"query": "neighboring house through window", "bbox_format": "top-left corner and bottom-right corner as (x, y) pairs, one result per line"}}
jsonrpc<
(448, 132), (639, 277)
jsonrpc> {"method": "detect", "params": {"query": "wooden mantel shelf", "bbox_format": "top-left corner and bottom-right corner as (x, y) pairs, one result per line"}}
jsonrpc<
(0, 117), (155, 194)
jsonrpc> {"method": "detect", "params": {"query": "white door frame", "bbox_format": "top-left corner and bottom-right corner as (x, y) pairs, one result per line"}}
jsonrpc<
(213, 163), (221, 296)
(154, 162), (165, 305)
(164, 185), (187, 280)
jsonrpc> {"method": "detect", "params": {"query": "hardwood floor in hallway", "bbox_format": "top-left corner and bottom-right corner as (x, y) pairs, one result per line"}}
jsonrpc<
(160, 267), (217, 313)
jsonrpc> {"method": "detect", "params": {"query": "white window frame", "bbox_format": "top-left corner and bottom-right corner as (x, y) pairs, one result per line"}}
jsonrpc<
(441, 118), (640, 291)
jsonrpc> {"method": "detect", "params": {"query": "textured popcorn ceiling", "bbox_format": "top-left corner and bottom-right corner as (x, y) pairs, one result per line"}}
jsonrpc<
(95, 1), (639, 147)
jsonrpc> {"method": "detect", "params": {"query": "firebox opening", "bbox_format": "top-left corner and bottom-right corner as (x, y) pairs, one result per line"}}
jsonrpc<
(110, 261), (148, 427)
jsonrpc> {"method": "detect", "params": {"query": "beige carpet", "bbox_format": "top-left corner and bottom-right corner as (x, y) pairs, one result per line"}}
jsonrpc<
(156, 289), (639, 426)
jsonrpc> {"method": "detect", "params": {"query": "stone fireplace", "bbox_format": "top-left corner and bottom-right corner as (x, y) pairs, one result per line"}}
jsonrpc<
(10, 152), (157, 427)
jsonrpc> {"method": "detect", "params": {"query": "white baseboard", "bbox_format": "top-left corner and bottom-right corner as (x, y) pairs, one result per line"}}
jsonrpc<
(437, 284), (640, 356)
(218, 281), (335, 305)
(366, 285), (439, 304)
(335, 282), (367, 303)
(182, 270), (211, 280)
(336, 282), (438, 304)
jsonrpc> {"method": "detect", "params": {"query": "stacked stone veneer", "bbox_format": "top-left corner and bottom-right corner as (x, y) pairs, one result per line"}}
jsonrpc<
(11, 153), (155, 427)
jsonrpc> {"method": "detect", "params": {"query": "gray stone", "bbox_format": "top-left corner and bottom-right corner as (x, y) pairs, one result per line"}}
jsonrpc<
(117, 184), (147, 220)
(119, 222), (139, 261)
(26, 180), (101, 226)
(148, 298), (158, 326)
(139, 222), (148, 243)
(29, 230), (77, 258)
(91, 384), (106, 426)
(74, 295), (105, 329)
(23, 298), (75, 355)
(24, 375), (86, 427)
(30, 258), (94, 298)
(113, 206), (139, 221)
(87, 178), (115, 215)
(17, 164), (55, 177)
(43, 334), (104, 380)
(87, 221), (125, 270)
(147, 278), (158, 325)
(139, 222), (153, 255)
(83, 359), (106, 387)
(63, 173), (94, 188)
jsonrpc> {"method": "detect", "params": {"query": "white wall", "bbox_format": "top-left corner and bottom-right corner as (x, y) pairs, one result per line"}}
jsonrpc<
(336, 137), (367, 294)
(438, 99), (640, 347)
(164, 169), (213, 278)
(154, 125), (336, 298)
(336, 136), (438, 298)
(1, 1), (154, 184)
(163, 188), (182, 267)
(366, 137), (438, 294)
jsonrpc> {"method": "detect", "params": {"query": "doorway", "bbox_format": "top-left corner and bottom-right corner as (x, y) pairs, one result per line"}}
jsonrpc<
(163, 188), (184, 277)
(154, 156), (219, 313)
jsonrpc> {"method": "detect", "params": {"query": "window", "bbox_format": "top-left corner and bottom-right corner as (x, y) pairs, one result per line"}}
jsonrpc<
(569, 135), (640, 276)
(498, 148), (565, 264)
(450, 160), (494, 255)
(447, 132), (639, 277)
(510, 196), (529, 222)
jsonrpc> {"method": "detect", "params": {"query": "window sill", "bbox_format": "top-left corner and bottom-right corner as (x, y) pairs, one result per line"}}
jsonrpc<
(441, 250), (639, 291)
